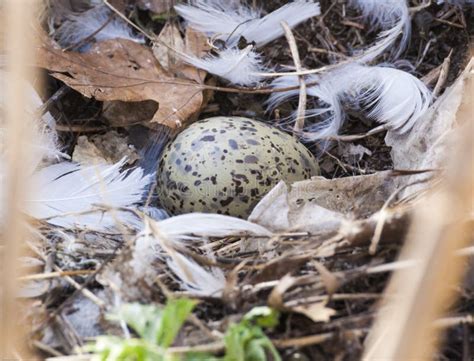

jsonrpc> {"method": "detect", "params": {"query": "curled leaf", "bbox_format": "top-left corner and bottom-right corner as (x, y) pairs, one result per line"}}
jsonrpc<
(36, 36), (204, 129)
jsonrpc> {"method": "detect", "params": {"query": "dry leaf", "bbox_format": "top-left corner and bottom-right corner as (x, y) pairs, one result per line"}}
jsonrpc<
(153, 22), (186, 71)
(268, 274), (336, 323)
(268, 274), (298, 309)
(36, 36), (204, 129)
(102, 100), (159, 127)
(292, 302), (336, 323)
(153, 24), (209, 81)
(249, 172), (394, 233)
(72, 131), (139, 165)
(313, 261), (340, 295)
(72, 135), (105, 164)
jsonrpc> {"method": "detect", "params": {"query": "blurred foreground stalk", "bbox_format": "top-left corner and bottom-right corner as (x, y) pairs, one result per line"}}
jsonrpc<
(0, 0), (36, 358)
(364, 60), (474, 360)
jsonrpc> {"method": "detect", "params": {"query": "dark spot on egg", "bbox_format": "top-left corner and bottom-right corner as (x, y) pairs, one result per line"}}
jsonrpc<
(228, 139), (239, 150)
(244, 155), (258, 164)
(201, 135), (215, 142)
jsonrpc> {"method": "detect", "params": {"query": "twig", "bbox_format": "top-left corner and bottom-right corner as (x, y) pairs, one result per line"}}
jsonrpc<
(19, 270), (95, 281)
(322, 124), (388, 142)
(273, 330), (365, 348)
(281, 21), (307, 133)
(433, 49), (453, 98)
(434, 315), (474, 329)
(32, 340), (64, 357)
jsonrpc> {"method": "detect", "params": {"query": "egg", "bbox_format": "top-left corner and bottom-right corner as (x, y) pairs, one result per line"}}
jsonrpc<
(156, 117), (320, 218)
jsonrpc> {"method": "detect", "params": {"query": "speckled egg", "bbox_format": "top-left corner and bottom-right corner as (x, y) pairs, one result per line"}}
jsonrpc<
(156, 117), (320, 218)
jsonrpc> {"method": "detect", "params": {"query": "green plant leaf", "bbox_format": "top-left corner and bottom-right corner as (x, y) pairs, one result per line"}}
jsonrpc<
(156, 298), (199, 348)
(222, 322), (281, 361)
(88, 299), (199, 360)
(86, 336), (162, 361)
(108, 303), (163, 343)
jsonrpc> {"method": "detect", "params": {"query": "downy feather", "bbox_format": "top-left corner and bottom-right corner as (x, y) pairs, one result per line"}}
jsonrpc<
(166, 252), (226, 296)
(268, 64), (432, 140)
(133, 214), (270, 296)
(349, 0), (410, 62)
(54, 4), (144, 51)
(27, 159), (152, 230)
(181, 45), (266, 85)
(0, 71), (63, 169)
(132, 219), (226, 296)
(436, 0), (474, 4)
(174, 0), (259, 45)
(175, 0), (321, 48)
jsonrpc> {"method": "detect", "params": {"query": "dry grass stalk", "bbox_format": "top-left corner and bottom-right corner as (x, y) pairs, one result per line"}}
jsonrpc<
(0, 0), (37, 357)
(363, 60), (474, 360)
(281, 21), (307, 133)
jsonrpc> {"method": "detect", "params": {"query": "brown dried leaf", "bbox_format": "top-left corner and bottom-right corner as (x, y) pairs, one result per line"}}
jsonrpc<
(153, 22), (186, 71)
(72, 131), (139, 165)
(268, 274), (297, 309)
(153, 23), (209, 81)
(313, 261), (340, 296)
(36, 36), (204, 129)
(249, 172), (394, 233)
(292, 302), (336, 323)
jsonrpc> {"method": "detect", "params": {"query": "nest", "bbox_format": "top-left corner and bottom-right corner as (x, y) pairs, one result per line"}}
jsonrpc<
(6, 1), (473, 360)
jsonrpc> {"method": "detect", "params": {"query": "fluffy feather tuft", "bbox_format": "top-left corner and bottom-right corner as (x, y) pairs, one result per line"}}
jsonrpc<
(268, 64), (432, 140)
(174, 0), (259, 44)
(175, 0), (321, 48)
(132, 214), (270, 296)
(164, 251), (226, 296)
(27, 159), (152, 230)
(0, 71), (64, 169)
(349, 0), (410, 62)
(181, 45), (266, 85)
(54, 4), (144, 51)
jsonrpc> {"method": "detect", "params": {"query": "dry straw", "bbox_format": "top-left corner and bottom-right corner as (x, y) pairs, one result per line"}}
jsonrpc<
(1, 0), (37, 358)
(364, 60), (474, 360)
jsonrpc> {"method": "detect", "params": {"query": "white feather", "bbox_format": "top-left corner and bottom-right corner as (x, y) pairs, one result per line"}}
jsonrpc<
(157, 213), (272, 243)
(132, 220), (226, 296)
(165, 251), (226, 296)
(54, 5), (144, 51)
(437, 0), (474, 4)
(174, 0), (259, 44)
(26, 159), (152, 230)
(175, 0), (321, 47)
(27, 85), (63, 166)
(132, 214), (270, 296)
(268, 64), (432, 140)
(181, 45), (265, 85)
(0, 71), (63, 169)
(350, 0), (410, 62)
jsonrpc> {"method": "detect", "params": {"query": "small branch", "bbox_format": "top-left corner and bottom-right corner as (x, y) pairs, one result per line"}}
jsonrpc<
(18, 270), (95, 281)
(281, 21), (307, 134)
(433, 49), (453, 98)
